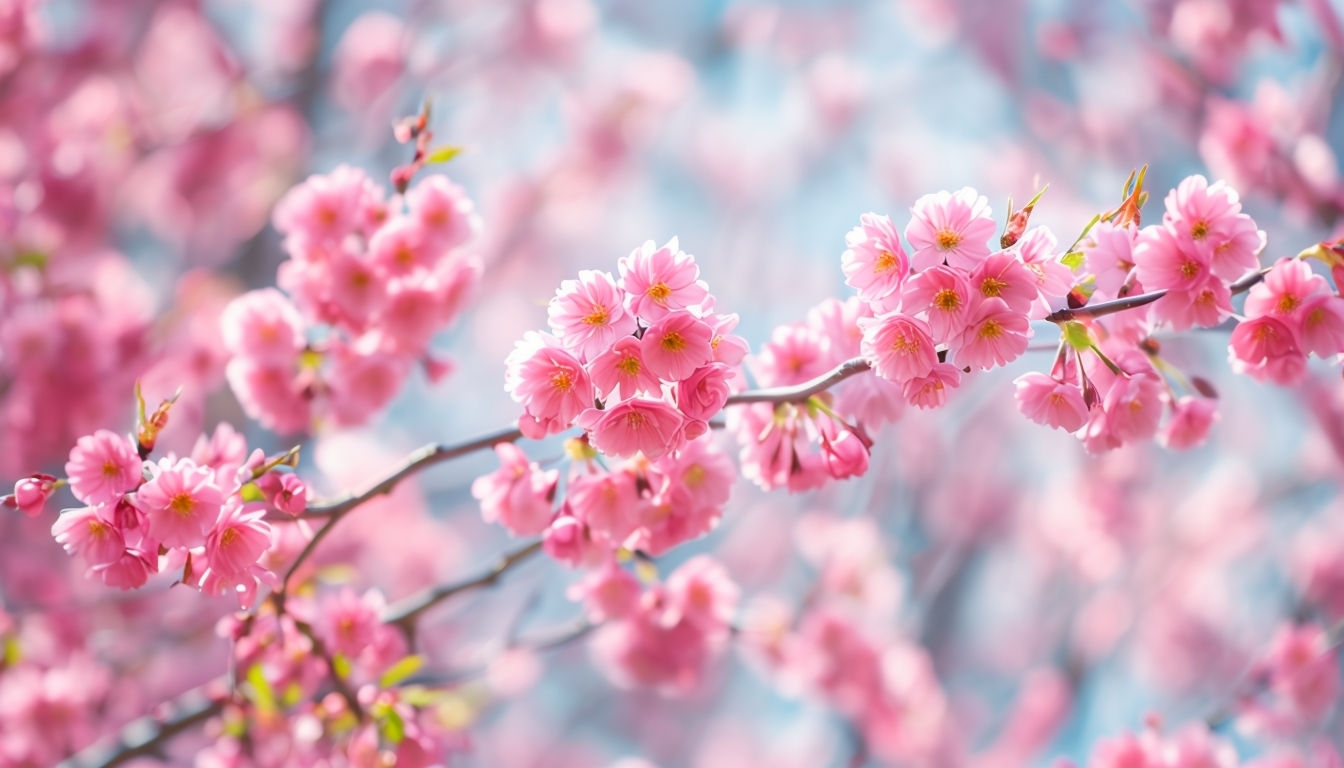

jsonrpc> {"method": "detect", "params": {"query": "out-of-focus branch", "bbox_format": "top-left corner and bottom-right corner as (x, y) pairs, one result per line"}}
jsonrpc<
(1205, 615), (1344, 730)
(59, 679), (229, 768)
(383, 540), (545, 634)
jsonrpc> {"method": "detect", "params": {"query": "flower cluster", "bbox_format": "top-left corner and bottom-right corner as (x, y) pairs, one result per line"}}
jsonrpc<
(1014, 174), (1285, 452)
(729, 297), (897, 492)
(223, 166), (482, 434)
(573, 555), (738, 695)
(474, 432), (734, 556)
(847, 188), (1069, 388)
(1231, 256), (1344, 384)
(43, 421), (305, 606)
(504, 238), (748, 457)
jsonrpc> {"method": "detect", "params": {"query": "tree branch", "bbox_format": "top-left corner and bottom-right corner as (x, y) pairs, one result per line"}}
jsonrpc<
(383, 540), (545, 633)
(1045, 266), (1271, 324)
(59, 679), (229, 768)
(724, 357), (873, 406)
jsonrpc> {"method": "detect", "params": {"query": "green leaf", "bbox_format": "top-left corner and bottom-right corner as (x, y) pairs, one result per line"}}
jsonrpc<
(425, 145), (464, 165)
(400, 685), (447, 707)
(1060, 251), (1085, 271)
(245, 663), (277, 715)
(379, 707), (406, 745)
(1062, 321), (1093, 352)
(379, 654), (425, 689)
(11, 249), (47, 271)
(332, 653), (352, 680)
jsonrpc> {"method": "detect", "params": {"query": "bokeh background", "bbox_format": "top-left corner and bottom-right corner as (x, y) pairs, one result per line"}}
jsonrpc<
(3, 0), (1344, 765)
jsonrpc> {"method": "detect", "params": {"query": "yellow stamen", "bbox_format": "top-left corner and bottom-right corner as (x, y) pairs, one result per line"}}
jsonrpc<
(980, 277), (1008, 298)
(169, 493), (195, 517)
(647, 283), (672, 303)
(933, 289), (961, 312)
(936, 230), (962, 250)
(978, 320), (1003, 339)
(874, 251), (899, 273)
(582, 306), (610, 326)
(661, 332), (686, 352)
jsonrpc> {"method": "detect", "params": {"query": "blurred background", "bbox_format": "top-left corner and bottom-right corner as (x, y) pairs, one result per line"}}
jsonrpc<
(3, 0), (1344, 765)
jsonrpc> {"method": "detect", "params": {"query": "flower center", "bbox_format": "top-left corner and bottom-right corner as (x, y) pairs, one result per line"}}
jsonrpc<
(582, 305), (610, 326)
(551, 370), (574, 392)
(661, 332), (686, 352)
(933, 289), (961, 311)
(169, 493), (196, 516)
(1277, 294), (1300, 313)
(647, 283), (672, 303)
(978, 320), (1003, 339)
(1191, 220), (1209, 239)
(874, 251), (899, 273)
(890, 333), (918, 354)
(102, 460), (123, 479)
(980, 277), (1008, 298)
(936, 230), (962, 250)
(617, 356), (642, 376)
(220, 527), (239, 548)
(1179, 260), (1200, 279)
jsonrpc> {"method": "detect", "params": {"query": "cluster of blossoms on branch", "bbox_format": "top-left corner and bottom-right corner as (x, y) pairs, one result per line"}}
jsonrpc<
(223, 166), (481, 434)
(13, 409), (305, 606)
(503, 237), (748, 453)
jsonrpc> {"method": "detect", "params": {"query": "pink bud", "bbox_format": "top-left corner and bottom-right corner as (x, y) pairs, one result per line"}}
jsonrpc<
(9, 474), (56, 517)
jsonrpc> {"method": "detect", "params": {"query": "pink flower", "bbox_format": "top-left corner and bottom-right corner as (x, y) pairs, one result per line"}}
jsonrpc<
(663, 556), (739, 639)
(617, 238), (709, 321)
(258, 472), (307, 516)
(675, 363), (733, 423)
(133, 457), (224, 549)
(583, 397), (686, 459)
(818, 422), (871, 480)
(325, 251), (388, 330)
(753, 322), (828, 386)
(954, 297), (1031, 370)
(225, 360), (312, 435)
(1245, 258), (1330, 320)
(273, 165), (381, 247)
(1101, 374), (1165, 443)
(471, 443), (557, 536)
(899, 265), (973, 344)
(590, 336), (662, 401)
(203, 498), (272, 581)
(220, 288), (307, 364)
(567, 468), (644, 545)
(325, 347), (410, 427)
(1260, 623), (1341, 727)
(1229, 315), (1307, 385)
(405, 175), (480, 253)
(709, 312), (751, 366)
(6, 474), (56, 517)
(51, 506), (125, 567)
(1133, 224), (1211, 293)
(319, 588), (385, 659)
(841, 213), (910, 308)
(505, 331), (594, 437)
(1160, 396), (1219, 450)
(543, 514), (601, 568)
(858, 312), (937, 383)
(1014, 372), (1089, 432)
(65, 430), (143, 506)
(1081, 221), (1138, 298)
(1162, 174), (1263, 280)
(548, 269), (638, 361)
(903, 362), (961, 409)
(652, 433), (735, 515)
(568, 561), (642, 622)
(1298, 294), (1344, 357)
(639, 311), (714, 381)
(367, 217), (431, 277)
(905, 187), (996, 271)
(969, 251), (1038, 314)
(91, 548), (157, 590)
(1155, 280), (1233, 331)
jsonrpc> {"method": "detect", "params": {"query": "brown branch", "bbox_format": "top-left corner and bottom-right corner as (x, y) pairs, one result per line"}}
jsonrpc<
(383, 540), (545, 633)
(724, 357), (873, 406)
(1046, 266), (1272, 324)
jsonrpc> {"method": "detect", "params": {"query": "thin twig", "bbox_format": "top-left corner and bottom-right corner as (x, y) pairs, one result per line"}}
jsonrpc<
(1045, 266), (1271, 324)
(724, 357), (873, 406)
(383, 540), (545, 633)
